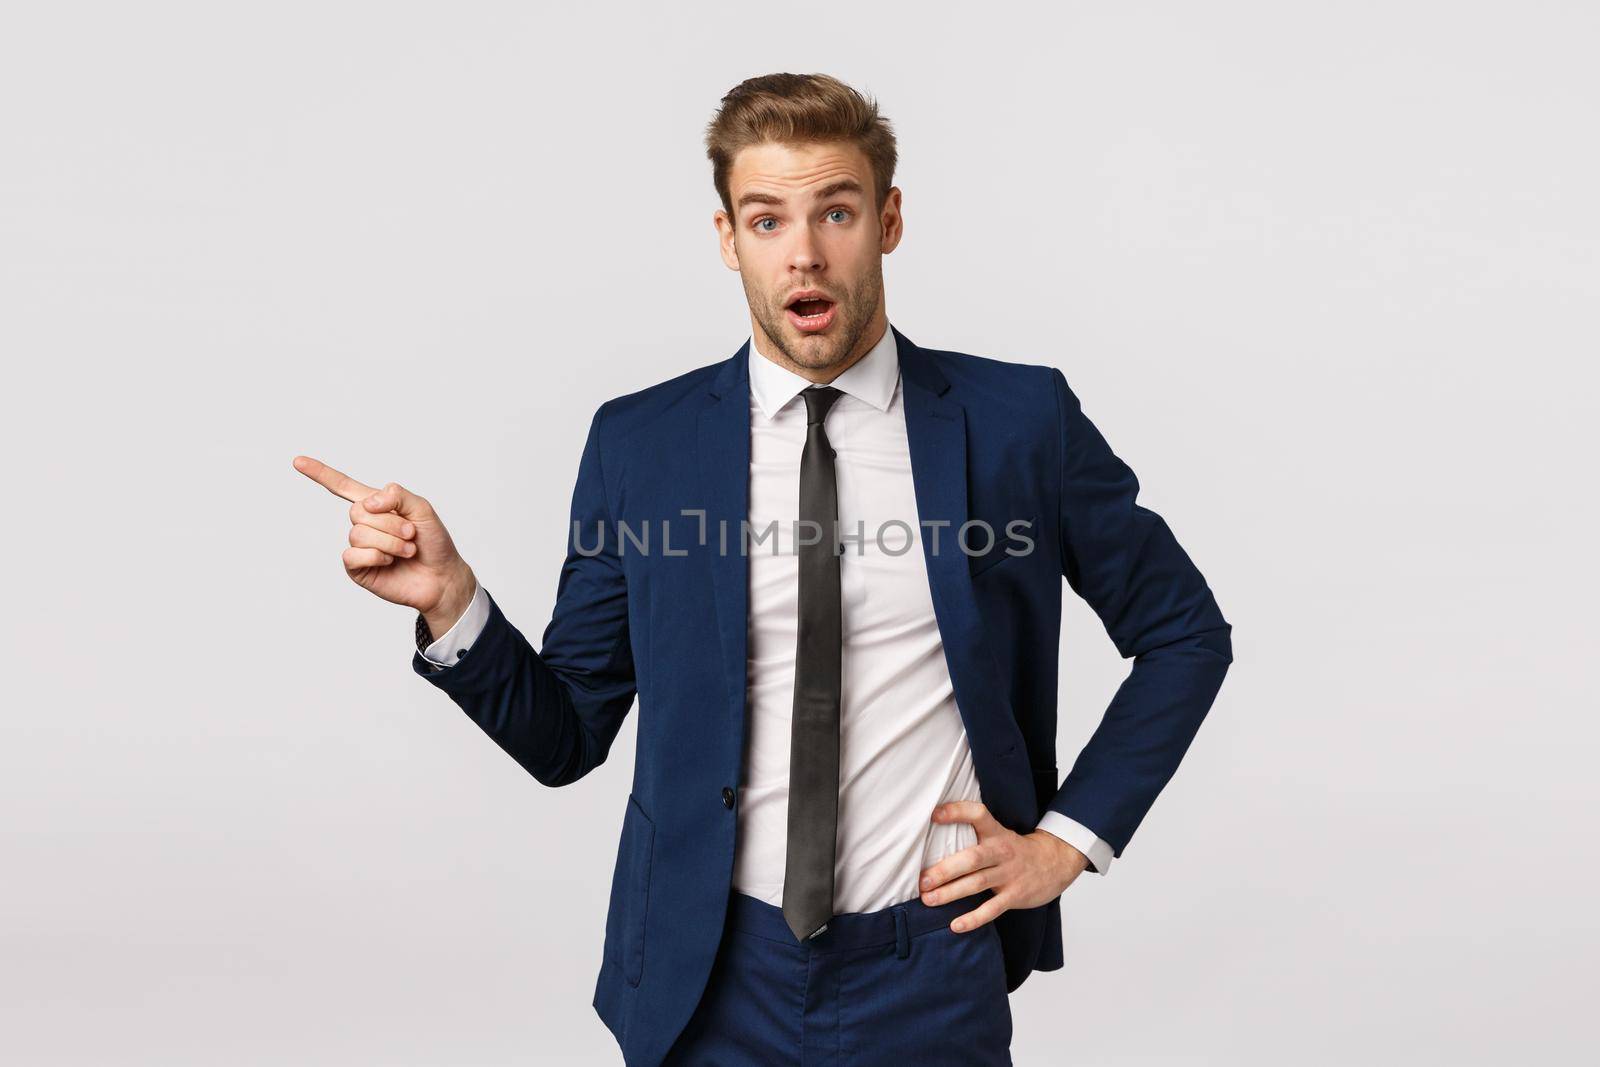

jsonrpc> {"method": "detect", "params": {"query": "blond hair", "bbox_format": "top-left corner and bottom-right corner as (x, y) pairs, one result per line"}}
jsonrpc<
(704, 73), (898, 216)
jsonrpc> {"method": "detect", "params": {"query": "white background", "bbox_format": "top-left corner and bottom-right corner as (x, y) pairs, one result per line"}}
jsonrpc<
(4, 2), (1596, 1063)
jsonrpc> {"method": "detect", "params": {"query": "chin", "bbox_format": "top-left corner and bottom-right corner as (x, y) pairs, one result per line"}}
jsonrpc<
(761, 310), (854, 368)
(787, 339), (847, 367)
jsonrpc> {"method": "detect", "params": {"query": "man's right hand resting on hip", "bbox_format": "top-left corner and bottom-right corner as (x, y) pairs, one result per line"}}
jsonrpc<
(292, 454), (477, 640)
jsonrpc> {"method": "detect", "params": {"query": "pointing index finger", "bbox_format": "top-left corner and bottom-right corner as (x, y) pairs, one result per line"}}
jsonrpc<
(292, 455), (376, 503)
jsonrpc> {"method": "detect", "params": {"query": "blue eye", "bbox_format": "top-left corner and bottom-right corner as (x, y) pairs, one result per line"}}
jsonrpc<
(827, 209), (850, 223)
(755, 218), (777, 232)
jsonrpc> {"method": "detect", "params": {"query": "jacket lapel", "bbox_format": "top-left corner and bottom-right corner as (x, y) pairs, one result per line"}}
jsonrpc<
(895, 326), (1029, 825)
(696, 342), (753, 758)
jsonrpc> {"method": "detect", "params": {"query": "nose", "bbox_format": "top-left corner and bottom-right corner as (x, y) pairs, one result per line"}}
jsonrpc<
(788, 222), (825, 274)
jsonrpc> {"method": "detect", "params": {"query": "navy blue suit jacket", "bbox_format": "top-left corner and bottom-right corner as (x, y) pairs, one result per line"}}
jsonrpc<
(414, 325), (1232, 1067)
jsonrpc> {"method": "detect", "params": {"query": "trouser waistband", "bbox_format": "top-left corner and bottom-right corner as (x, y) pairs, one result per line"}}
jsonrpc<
(725, 886), (995, 955)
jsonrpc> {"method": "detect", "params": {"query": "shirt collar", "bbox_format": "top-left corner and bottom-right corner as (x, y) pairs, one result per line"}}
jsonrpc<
(747, 322), (900, 420)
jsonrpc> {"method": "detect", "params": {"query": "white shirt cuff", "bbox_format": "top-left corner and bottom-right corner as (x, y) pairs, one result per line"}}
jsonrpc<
(421, 581), (489, 668)
(1035, 810), (1114, 875)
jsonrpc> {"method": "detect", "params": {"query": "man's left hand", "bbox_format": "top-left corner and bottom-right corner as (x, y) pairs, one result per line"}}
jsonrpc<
(918, 800), (1089, 933)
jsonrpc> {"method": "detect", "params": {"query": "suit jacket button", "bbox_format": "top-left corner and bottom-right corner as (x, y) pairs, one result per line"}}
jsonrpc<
(722, 786), (735, 809)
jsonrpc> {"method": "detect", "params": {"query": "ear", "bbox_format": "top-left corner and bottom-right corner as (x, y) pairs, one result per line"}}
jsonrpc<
(879, 186), (904, 255)
(714, 209), (740, 271)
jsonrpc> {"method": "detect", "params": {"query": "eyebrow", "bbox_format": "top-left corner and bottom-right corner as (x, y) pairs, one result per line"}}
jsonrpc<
(737, 178), (865, 211)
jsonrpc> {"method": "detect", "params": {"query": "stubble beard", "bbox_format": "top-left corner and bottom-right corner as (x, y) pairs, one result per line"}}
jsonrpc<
(747, 262), (883, 375)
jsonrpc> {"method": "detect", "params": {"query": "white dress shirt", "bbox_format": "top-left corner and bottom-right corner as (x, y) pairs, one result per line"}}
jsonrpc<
(420, 324), (1114, 888)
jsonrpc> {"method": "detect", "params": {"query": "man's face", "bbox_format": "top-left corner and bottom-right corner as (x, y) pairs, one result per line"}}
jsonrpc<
(715, 140), (902, 376)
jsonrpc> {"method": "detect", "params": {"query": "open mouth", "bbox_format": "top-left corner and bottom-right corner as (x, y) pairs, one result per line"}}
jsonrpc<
(785, 294), (838, 332)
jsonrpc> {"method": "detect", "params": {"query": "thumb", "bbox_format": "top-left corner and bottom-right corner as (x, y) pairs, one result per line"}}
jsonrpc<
(362, 481), (436, 521)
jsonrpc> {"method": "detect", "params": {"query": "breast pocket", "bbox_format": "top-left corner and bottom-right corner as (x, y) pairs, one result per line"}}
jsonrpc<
(967, 513), (1038, 580)
(604, 792), (656, 987)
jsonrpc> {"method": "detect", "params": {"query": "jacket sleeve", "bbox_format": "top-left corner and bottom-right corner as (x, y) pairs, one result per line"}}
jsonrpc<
(1043, 367), (1233, 857)
(411, 402), (636, 787)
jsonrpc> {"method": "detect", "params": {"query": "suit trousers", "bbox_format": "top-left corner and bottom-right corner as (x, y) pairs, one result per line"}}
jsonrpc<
(661, 885), (1013, 1066)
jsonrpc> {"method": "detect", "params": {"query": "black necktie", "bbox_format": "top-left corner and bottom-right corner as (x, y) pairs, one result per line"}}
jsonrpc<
(783, 385), (844, 943)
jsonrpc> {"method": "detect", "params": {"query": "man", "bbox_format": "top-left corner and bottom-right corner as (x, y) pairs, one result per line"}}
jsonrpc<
(294, 73), (1231, 1066)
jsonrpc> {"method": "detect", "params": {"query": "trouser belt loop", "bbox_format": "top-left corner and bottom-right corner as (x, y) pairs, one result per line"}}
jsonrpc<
(892, 905), (910, 959)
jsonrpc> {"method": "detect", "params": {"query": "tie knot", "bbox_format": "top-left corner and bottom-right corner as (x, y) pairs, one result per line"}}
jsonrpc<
(802, 385), (843, 425)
